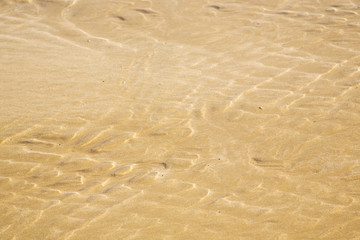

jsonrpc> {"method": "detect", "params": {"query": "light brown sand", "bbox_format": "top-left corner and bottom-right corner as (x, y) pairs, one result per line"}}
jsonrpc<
(1, 0), (360, 239)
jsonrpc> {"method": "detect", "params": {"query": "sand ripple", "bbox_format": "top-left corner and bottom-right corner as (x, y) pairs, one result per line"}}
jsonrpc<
(1, 0), (360, 239)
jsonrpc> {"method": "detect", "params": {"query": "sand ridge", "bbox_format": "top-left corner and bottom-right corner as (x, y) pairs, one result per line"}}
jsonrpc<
(1, 0), (360, 239)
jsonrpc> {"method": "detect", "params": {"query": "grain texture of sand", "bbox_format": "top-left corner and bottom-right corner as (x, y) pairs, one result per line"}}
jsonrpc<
(1, 0), (360, 239)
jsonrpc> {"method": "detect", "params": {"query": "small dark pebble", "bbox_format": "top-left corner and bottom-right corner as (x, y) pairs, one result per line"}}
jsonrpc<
(258, 106), (262, 110)
(135, 9), (155, 14)
(209, 5), (221, 10)
(160, 162), (168, 169)
(116, 16), (126, 21)
(252, 157), (263, 163)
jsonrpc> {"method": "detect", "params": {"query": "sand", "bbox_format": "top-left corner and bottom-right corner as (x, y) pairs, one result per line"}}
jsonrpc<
(1, 0), (360, 239)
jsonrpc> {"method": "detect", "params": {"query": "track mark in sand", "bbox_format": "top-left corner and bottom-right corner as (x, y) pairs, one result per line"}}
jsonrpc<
(250, 157), (284, 169)
(47, 174), (84, 188)
(109, 164), (134, 177)
(18, 138), (56, 147)
(134, 9), (158, 15)
(78, 180), (108, 192)
(145, 119), (194, 139)
(59, 157), (97, 172)
(75, 127), (115, 150)
(88, 133), (137, 154)
(24, 148), (63, 158)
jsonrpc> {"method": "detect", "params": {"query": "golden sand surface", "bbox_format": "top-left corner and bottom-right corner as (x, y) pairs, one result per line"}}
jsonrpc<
(1, 0), (360, 239)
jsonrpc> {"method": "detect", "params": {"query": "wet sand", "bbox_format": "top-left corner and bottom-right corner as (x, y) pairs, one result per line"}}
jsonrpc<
(1, 0), (360, 239)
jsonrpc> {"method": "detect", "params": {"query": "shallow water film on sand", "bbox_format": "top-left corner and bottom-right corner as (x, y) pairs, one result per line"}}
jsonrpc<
(1, 0), (360, 239)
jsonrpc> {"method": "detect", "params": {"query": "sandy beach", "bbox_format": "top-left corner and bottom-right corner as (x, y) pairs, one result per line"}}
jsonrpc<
(1, 0), (360, 239)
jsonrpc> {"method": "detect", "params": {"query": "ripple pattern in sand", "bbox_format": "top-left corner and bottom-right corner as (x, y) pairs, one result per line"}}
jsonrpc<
(1, 0), (360, 239)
